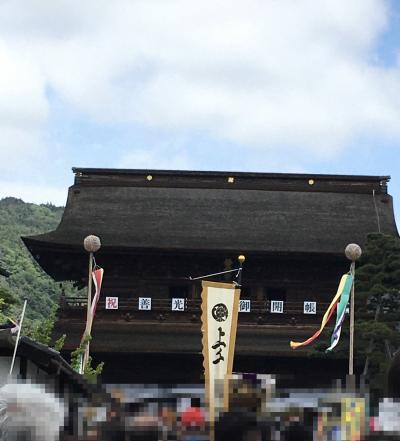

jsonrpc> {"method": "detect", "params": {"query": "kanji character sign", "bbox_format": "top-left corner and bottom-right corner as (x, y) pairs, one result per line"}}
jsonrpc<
(105, 296), (118, 310)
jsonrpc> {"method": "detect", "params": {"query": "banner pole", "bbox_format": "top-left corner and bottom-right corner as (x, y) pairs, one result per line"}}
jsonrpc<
(349, 261), (355, 375)
(345, 243), (362, 376)
(81, 234), (101, 375)
(9, 299), (27, 378)
(82, 252), (93, 374)
(200, 257), (244, 441)
(236, 255), (245, 287)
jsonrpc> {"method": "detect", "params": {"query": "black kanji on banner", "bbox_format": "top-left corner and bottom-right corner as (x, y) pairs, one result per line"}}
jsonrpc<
(212, 327), (226, 364)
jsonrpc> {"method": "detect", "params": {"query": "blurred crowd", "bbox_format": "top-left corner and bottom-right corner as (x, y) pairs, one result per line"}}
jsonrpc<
(1, 380), (400, 440)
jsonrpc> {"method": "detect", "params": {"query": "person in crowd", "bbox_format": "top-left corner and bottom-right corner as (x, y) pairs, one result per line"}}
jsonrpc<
(215, 410), (272, 441)
(0, 382), (65, 441)
(179, 398), (207, 441)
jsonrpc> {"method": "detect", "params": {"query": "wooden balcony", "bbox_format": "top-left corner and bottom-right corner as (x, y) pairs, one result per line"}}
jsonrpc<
(59, 297), (331, 326)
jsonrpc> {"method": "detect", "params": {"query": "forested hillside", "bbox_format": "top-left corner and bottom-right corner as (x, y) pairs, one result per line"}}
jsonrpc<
(0, 197), (77, 321)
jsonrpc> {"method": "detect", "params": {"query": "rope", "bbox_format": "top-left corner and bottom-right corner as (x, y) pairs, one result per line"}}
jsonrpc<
(188, 268), (242, 281)
(372, 189), (381, 233)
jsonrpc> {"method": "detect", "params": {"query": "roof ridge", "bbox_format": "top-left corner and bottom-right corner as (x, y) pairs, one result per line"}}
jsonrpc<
(72, 167), (390, 182)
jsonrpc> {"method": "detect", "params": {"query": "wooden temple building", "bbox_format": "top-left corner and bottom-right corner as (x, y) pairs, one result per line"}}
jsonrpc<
(22, 168), (398, 385)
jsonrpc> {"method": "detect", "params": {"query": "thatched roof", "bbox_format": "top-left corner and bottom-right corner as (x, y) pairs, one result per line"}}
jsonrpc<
(23, 168), (397, 257)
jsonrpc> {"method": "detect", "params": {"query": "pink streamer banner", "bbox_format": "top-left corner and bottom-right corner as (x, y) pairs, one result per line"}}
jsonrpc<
(90, 267), (104, 320)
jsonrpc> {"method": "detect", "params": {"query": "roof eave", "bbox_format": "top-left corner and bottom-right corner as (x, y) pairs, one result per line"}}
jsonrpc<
(72, 167), (391, 183)
(22, 234), (347, 259)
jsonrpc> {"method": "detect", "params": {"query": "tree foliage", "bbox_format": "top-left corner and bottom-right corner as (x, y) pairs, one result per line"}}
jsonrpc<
(24, 304), (66, 352)
(0, 197), (103, 379)
(311, 233), (400, 396)
(354, 233), (400, 393)
(0, 197), (79, 324)
(70, 336), (104, 383)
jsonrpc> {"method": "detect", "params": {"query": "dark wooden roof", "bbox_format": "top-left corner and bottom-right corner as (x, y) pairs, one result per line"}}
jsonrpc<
(23, 168), (398, 261)
(0, 331), (93, 395)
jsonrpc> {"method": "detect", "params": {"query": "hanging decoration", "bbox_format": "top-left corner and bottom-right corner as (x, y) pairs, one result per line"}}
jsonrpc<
(326, 274), (353, 352)
(81, 259), (104, 373)
(89, 266), (104, 325)
(290, 273), (353, 350)
(201, 281), (240, 428)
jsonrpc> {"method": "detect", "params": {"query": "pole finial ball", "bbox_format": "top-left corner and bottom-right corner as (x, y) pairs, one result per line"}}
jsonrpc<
(84, 235), (101, 253)
(345, 243), (362, 261)
(238, 255), (246, 264)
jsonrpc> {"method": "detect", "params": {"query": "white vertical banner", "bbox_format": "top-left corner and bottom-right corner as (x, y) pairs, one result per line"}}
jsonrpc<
(201, 281), (240, 430)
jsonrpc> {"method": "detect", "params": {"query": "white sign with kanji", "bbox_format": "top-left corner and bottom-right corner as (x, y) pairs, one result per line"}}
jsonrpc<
(303, 301), (316, 314)
(202, 282), (240, 424)
(138, 297), (152, 311)
(171, 298), (185, 311)
(105, 296), (118, 310)
(270, 300), (284, 313)
(239, 299), (251, 312)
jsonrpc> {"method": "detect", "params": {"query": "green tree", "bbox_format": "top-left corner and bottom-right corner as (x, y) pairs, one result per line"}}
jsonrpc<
(70, 336), (104, 383)
(354, 233), (400, 394)
(0, 279), (17, 322)
(311, 233), (400, 397)
(25, 304), (66, 352)
(0, 197), (81, 325)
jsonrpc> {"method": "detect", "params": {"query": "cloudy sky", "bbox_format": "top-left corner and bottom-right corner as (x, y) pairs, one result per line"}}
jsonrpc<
(0, 0), (399, 223)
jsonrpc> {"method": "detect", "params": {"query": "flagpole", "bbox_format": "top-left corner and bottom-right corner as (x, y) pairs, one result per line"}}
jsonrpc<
(81, 235), (101, 374)
(349, 261), (355, 375)
(236, 255), (245, 286)
(345, 243), (362, 376)
(9, 299), (27, 378)
(86, 252), (94, 331)
(82, 251), (93, 371)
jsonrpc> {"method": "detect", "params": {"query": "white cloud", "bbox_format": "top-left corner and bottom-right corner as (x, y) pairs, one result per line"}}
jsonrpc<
(117, 146), (192, 170)
(0, 0), (399, 175)
(0, 39), (48, 177)
(0, 182), (67, 206)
